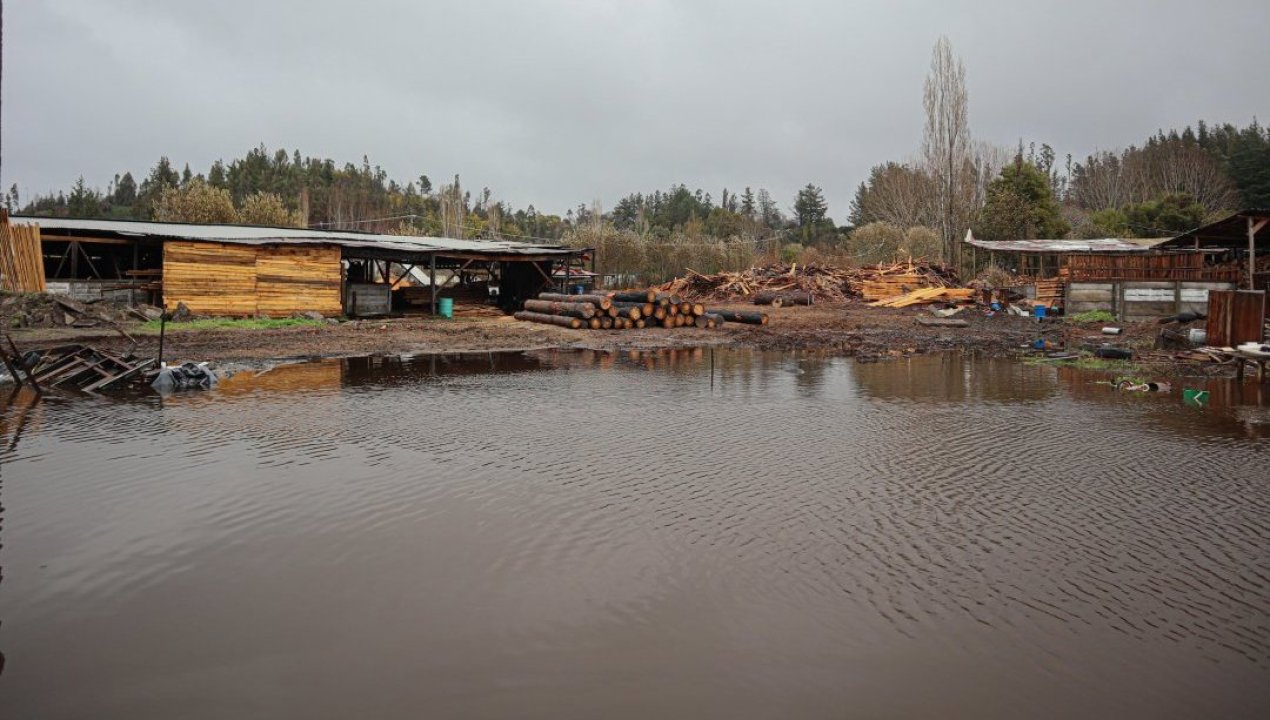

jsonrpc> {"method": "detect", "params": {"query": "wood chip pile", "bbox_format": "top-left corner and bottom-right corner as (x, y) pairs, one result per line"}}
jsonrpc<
(514, 290), (768, 330)
(655, 261), (960, 304)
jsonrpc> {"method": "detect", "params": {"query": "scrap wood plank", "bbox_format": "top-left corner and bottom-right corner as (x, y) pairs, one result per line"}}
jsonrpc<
(916, 317), (969, 327)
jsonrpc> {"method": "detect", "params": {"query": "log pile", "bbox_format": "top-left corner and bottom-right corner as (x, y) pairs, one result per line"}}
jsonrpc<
(514, 289), (768, 330)
(654, 261), (959, 304)
(1034, 278), (1067, 308)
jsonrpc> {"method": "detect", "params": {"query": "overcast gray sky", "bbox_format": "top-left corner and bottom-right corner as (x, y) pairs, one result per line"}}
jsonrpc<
(4, 0), (1268, 220)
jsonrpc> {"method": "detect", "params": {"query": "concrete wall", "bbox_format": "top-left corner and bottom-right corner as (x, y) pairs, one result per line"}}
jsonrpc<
(1067, 281), (1234, 321)
(45, 280), (136, 303)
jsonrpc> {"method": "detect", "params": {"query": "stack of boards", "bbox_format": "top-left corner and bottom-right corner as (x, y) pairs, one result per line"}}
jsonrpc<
(515, 290), (769, 330)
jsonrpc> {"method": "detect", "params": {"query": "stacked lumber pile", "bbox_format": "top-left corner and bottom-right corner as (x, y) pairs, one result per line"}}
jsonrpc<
(654, 261), (959, 304)
(514, 289), (769, 330)
(868, 287), (976, 308)
(0, 212), (46, 293)
(858, 262), (959, 302)
(1034, 278), (1067, 308)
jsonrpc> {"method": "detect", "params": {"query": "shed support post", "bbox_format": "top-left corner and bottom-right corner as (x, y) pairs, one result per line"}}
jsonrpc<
(1250, 216), (1257, 291)
(430, 254), (437, 315)
(1249, 217), (1268, 290)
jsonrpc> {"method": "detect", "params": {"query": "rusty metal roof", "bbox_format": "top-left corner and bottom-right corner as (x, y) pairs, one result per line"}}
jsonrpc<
(14, 216), (578, 257)
(1154, 209), (1270, 250)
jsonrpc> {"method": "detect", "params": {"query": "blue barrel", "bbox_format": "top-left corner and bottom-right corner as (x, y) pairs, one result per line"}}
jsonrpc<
(438, 297), (454, 318)
(1033, 305), (1047, 319)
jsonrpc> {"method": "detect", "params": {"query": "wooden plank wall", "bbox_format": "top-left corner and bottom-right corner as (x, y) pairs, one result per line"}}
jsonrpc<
(256, 246), (342, 317)
(164, 241), (259, 315)
(164, 241), (342, 317)
(1066, 252), (1238, 282)
(1206, 290), (1267, 346)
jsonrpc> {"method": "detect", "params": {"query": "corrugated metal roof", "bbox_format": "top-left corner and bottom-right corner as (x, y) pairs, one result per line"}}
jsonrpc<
(1155, 209), (1270, 249)
(13, 216), (577, 256)
(964, 236), (1164, 253)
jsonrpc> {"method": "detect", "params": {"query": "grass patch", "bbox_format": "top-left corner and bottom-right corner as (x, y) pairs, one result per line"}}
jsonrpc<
(140, 317), (326, 333)
(1024, 354), (1145, 383)
(1067, 310), (1116, 324)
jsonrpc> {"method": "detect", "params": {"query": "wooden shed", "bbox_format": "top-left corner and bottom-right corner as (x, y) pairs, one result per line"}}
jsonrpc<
(9, 216), (588, 318)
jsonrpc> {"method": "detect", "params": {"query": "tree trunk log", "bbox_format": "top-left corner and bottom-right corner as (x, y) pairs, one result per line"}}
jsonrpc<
(538, 292), (611, 309)
(715, 310), (768, 325)
(611, 290), (657, 303)
(515, 311), (582, 329)
(611, 302), (644, 320)
(523, 299), (596, 318)
(754, 291), (812, 306)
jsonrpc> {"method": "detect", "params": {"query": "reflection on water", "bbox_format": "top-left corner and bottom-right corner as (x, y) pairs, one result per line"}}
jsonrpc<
(0, 351), (1267, 719)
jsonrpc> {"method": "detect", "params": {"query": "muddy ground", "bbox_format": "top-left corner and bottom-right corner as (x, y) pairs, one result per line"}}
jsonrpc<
(5, 300), (1191, 373)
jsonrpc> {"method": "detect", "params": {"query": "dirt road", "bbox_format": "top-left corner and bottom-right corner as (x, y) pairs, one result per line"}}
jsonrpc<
(7, 301), (1083, 367)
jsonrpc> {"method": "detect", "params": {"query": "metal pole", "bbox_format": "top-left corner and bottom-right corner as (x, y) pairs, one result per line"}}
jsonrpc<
(1250, 216), (1256, 291)
(564, 255), (571, 294)
(430, 253), (437, 315)
(157, 304), (167, 367)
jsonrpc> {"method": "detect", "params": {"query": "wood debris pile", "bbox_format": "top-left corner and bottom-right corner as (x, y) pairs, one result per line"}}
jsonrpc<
(0, 341), (157, 392)
(654, 261), (960, 304)
(1, 292), (162, 328)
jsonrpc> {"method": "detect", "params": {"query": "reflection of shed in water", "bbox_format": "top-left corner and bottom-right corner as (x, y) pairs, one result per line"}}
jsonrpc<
(215, 361), (344, 396)
(852, 354), (1058, 403)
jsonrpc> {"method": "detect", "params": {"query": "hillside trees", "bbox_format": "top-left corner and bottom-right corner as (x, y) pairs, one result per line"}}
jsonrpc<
(153, 178), (239, 224)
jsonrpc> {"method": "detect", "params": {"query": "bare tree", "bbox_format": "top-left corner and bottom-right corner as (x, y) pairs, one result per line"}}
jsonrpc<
(922, 36), (971, 267)
(849, 161), (938, 229)
(1122, 140), (1238, 213)
(1072, 140), (1238, 216)
(1070, 150), (1129, 211)
(438, 175), (466, 239)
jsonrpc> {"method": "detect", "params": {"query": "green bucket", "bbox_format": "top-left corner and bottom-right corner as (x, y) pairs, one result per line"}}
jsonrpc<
(438, 297), (454, 319)
(1182, 389), (1209, 406)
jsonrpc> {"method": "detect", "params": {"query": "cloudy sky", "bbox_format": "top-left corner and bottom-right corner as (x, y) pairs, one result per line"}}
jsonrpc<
(3, 0), (1268, 220)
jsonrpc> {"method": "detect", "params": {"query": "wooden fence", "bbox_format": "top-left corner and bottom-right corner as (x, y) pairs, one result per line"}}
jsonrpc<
(1065, 252), (1239, 282)
(1206, 290), (1266, 347)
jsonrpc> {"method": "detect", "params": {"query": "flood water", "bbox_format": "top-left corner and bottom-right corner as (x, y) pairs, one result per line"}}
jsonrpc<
(1, 350), (1267, 719)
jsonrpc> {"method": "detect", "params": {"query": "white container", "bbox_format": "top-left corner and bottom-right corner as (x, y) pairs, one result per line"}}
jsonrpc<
(1187, 329), (1207, 345)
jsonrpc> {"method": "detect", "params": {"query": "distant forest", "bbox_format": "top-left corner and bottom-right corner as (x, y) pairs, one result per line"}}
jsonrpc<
(10, 118), (1268, 283)
(13, 120), (1268, 246)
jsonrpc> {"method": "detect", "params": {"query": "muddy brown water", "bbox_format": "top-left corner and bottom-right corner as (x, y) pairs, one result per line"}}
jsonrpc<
(0, 350), (1267, 719)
